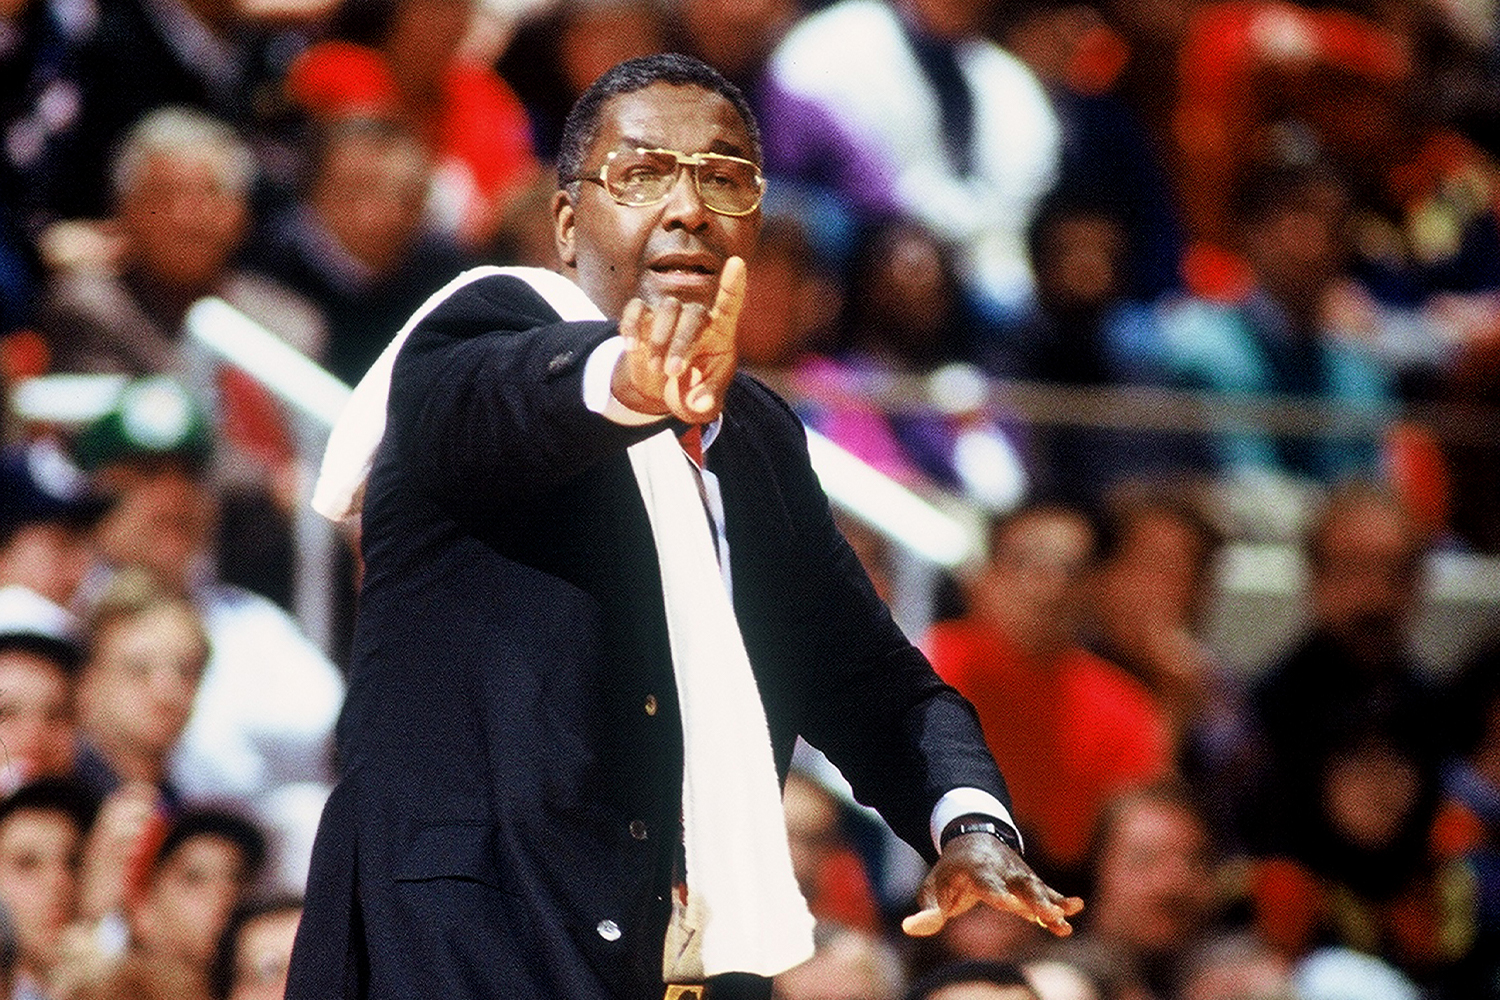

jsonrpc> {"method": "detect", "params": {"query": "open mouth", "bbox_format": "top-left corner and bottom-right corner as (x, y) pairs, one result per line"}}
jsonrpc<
(649, 257), (718, 276)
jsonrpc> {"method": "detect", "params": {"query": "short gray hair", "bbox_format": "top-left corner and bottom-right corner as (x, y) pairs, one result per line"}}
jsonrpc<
(111, 106), (257, 203)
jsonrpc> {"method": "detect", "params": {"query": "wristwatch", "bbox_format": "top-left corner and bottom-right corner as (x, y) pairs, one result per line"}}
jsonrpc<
(940, 813), (1022, 853)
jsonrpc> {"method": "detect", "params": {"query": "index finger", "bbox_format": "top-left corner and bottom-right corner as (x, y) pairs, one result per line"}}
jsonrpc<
(709, 256), (748, 331)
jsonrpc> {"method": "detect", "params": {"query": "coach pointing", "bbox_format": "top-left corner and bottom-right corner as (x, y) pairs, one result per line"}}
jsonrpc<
(287, 53), (1080, 1000)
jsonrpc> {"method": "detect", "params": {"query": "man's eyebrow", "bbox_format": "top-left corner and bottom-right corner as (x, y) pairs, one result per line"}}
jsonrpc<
(705, 138), (751, 159)
(615, 136), (754, 159)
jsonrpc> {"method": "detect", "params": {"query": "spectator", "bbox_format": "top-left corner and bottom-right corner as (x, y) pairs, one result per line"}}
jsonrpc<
(209, 896), (301, 1000)
(1088, 488), (1221, 724)
(795, 218), (1026, 509)
(0, 585), (84, 791)
(1246, 482), (1439, 856)
(924, 503), (1171, 883)
(983, 197), (1141, 382)
(1150, 161), (1395, 480)
(73, 378), (343, 895)
(497, 0), (673, 162)
(74, 568), (209, 806)
(0, 444), (108, 607)
(49, 0), (304, 222)
(284, 0), (539, 248)
(980, 196), (1179, 503)
(32, 108), (326, 596)
(1077, 781), (1222, 999)
(64, 571), (205, 971)
(771, 921), (905, 1000)
(1247, 723), (1470, 986)
(34, 106), (325, 380)
(1172, 932), (1293, 1000)
(838, 218), (982, 371)
(993, 2), (1183, 301)
(904, 959), (1040, 1000)
(0, 0), (93, 238)
(765, 0), (1061, 318)
(0, 780), (94, 1000)
(1086, 487), (1260, 851)
(129, 810), (266, 978)
(243, 117), (469, 386)
(782, 771), (879, 935)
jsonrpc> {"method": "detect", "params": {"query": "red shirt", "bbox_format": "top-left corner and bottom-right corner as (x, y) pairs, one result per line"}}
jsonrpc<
(925, 620), (1171, 870)
(285, 42), (537, 242)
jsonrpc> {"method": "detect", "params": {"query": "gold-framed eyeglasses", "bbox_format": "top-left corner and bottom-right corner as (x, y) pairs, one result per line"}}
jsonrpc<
(572, 147), (766, 217)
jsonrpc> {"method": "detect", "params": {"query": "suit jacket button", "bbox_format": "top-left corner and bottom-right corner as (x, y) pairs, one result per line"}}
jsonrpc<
(629, 820), (648, 841)
(547, 350), (575, 373)
(644, 694), (658, 716)
(596, 919), (622, 941)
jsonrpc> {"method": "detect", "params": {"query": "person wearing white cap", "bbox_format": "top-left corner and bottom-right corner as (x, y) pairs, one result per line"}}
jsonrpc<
(0, 586), (86, 792)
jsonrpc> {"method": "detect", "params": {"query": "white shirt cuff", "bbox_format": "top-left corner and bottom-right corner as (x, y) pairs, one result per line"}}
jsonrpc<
(930, 787), (1022, 855)
(582, 337), (666, 426)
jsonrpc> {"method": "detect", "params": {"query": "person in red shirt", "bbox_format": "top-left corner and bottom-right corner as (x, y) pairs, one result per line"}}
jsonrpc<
(283, 0), (538, 249)
(925, 503), (1171, 884)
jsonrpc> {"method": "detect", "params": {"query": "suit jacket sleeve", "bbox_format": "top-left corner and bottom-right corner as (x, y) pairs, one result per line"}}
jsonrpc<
(384, 273), (665, 513)
(726, 379), (1011, 862)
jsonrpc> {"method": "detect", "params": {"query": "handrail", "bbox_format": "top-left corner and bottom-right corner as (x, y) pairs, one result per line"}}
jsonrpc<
(181, 298), (352, 654)
(13, 303), (1498, 657)
(757, 364), (1500, 446)
(184, 298), (353, 424)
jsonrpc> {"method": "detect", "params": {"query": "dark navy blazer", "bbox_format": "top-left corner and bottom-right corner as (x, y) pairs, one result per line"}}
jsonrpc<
(285, 273), (1010, 999)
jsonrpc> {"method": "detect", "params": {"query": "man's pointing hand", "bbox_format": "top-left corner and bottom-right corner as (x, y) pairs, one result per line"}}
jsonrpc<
(613, 256), (747, 424)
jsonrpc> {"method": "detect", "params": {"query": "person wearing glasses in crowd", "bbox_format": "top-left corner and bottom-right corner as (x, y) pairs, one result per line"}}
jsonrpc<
(288, 54), (1080, 1000)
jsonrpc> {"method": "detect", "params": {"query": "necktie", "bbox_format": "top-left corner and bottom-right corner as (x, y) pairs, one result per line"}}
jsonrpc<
(677, 424), (704, 467)
(676, 424), (719, 564)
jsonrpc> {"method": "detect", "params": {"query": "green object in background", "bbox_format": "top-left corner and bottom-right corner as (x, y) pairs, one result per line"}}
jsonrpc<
(72, 376), (214, 472)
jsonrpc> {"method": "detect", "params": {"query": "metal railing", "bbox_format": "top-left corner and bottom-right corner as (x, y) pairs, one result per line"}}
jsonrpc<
(12, 302), (1500, 665)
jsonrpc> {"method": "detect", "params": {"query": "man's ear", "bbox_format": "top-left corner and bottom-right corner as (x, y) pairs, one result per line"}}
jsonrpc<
(552, 189), (578, 269)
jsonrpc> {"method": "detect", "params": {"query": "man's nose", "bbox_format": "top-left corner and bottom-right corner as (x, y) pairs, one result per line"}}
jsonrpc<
(660, 165), (710, 230)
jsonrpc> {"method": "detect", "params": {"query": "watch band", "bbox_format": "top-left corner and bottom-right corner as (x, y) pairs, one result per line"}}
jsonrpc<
(940, 813), (1022, 853)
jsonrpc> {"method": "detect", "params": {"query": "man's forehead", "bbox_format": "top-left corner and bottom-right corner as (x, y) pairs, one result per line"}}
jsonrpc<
(591, 83), (755, 161)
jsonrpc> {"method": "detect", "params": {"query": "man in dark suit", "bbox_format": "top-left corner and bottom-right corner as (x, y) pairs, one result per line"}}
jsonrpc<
(287, 54), (1080, 1000)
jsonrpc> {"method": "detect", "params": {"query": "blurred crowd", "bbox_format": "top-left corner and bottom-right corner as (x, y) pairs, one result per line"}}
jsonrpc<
(0, 0), (1499, 997)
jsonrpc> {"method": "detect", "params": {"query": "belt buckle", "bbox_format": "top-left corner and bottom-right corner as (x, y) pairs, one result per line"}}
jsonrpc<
(665, 986), (703, 1000)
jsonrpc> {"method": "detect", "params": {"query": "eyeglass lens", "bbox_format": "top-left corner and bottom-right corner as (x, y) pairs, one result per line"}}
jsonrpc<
(604, 149), (762, 214)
